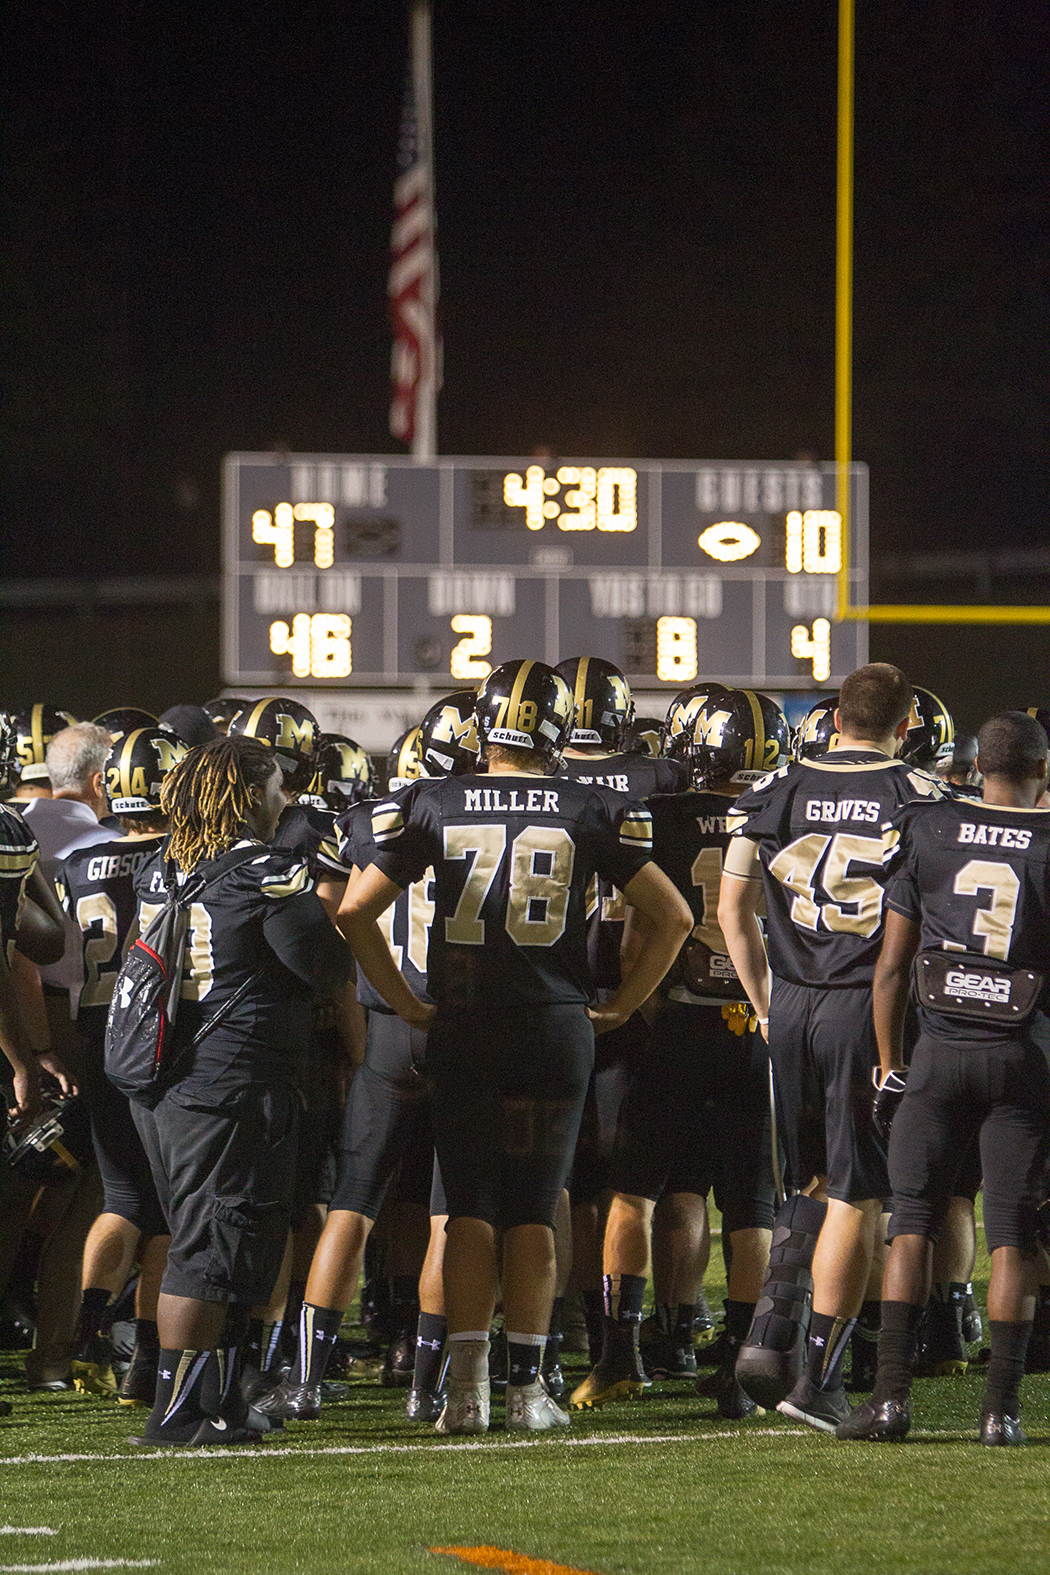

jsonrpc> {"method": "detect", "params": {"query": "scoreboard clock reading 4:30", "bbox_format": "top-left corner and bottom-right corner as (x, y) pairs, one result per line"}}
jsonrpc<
(223, 454), (868, 692)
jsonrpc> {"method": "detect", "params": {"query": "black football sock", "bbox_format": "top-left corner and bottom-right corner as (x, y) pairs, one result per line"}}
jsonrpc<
(290, 1303), (343, 1386)
(983, 1320), (1032, 1418)
(260, 1319), (284, 1372)
(601, 1273), (645, 1363)
(244, 1319), (265, 1373)
(724, 1299), (755, 1350)
(133, 1318), (159, 1356)
(871, 1300), (924, 1403)
(506, 1332), (545, 1387)
(547, 1296), (564, 1344)
(581, 1289), (605, 1364)
(412, 1312), (447, 1393)
(76, 1288), (111, 1351)
(674, 1304), (695, 1349)
(144, 1348), (211, 1440)
(277, 1280), (307, 1366)
(805, 1311), (855, 1391)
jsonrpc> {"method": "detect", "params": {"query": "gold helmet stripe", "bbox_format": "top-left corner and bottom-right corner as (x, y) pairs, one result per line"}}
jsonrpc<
(573, 657), (591, 713)
(119, 728), (146, 800)
(30, 704), (45, 765)
(507, 660), (535, 732)
(243, 699), (276, 740)
(398, 726), (422, 778)
(742, 690), (766, 771)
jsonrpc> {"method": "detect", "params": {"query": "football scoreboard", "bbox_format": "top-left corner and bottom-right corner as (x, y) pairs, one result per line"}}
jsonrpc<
(222, 453), (868, 694)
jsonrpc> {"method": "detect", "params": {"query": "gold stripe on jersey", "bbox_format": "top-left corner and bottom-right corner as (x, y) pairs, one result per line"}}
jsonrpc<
(372, 804), (405, 844)
(802, 756), (899, 773)
(260, 862), (312, 899)
(725, 809), (749, 834)
(507, 660), (535, 732)
(0, 851), (37, 874)
(619, 810), (653, 847)
(723, 837), (762, 880)
(743, 689), (765, 770)
(318, 834), (344, 870)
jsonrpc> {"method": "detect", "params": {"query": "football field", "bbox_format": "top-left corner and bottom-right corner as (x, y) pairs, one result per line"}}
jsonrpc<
(1, 1247), (1047, 1575)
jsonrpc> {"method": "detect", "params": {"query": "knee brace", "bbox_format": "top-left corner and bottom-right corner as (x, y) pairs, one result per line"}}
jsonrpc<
(744, 1193), (827, 1352)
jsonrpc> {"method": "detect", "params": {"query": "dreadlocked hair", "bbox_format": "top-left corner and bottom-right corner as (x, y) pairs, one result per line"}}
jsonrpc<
(161, 734), (276, 871)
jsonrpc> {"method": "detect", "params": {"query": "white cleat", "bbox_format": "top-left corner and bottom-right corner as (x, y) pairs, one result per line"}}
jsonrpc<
(505, 1380), (571, 1431)
(435, 1379), (491, 1436)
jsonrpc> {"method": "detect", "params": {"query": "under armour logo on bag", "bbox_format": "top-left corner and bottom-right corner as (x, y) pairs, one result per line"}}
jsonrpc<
(119, 977), (135, 1009)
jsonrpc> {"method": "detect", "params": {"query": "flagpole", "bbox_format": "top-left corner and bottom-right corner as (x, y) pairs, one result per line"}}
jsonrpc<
(410, 0), (437, 461)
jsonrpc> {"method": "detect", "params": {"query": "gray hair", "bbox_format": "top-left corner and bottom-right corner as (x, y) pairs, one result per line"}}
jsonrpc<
(46, 724), (111, 793)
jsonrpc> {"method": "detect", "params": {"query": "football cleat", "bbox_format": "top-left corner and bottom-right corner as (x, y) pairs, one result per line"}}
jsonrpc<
(189, 1418), (266, 1447)
(506, 1380), (572, 1431)
(979, 1412), (1027, 1447)
(405, 1386), (444, 1423)
(646, 1338), (698, 1381)
(777, 1376), (852, 1433)
(251, 1379), (322, 1421)
(835, 1397), (911, 1441)
(72, 1338), (118, 1398)
(435, 1378), (490, 1436)
(118, 1347), (159, 1408)
(381, 1330), (415, 1389)
(570, 1353), (649, 1410)
(706, 1358), (763, 1420)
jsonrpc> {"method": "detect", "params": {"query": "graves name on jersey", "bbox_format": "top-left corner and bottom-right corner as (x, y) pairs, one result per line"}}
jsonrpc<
(727, 749), (943, 987)
(371, 774), (653, 1008)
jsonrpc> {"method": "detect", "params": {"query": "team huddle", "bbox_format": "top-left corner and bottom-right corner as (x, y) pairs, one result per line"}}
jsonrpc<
(1, 658), (1048, 1448)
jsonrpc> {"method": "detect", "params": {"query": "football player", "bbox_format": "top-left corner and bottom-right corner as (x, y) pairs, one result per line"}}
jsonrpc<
(794, 697), (840, 761)
(128, 736), (355, 1446)
(341, 660), (692, 1434)
(10, 705), (78, 799)
(57, 727), (187, 1400)
(839, 711), (1050, 1445)
(554, 658), (689, 1357)
(572, 690), (787, 1418)
(719, 662), (945, 1430)
(306, 734), (376, 810)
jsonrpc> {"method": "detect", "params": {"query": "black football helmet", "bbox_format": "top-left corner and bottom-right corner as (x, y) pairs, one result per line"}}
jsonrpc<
(664, 684), (732, 759)
(794, 696), (841, 760)
(105, 727), (188, 816)
(554, 657), (634, 749)
(305, 734), (376, 810)
(386, 726), (426, 791)
(901, 686), (954, 770)
(204, 697), (252, 734)
(420, 691), (481, 777)
(0, 714), (18, 793)
(475, 660), (574, 762)
(624, 715), (664, 759)
(94, 707), (158, 742)
(679, 688), (790, 788)
(14, 704), (78, 782)
(229, 697), (321, 795)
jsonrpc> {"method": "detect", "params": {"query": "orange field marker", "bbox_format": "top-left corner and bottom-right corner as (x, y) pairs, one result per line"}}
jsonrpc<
(430, 1544), (604, 1575)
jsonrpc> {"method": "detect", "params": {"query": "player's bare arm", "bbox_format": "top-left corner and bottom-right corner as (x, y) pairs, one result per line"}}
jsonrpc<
(872, 907), (920, 1078)
(717, 837), (770, 1035)
(340, 863), (436, 1030)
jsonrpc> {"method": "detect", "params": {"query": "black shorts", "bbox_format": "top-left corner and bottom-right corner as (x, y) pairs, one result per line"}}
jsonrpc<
(290, 1015), (346, 1218)
(131, 1082), (298, 1305)
(611, 1003), (776, 1232)
(768, 977), (888, 1204)
(81, 1042), (167, 1239)
(329, 1013), (432, 1219)
(888, 1028), (1050, 1253)
(427, 1003), (594, 1231)
(569, 1011), (648, 1203)
(430, 1154), (447, 1217)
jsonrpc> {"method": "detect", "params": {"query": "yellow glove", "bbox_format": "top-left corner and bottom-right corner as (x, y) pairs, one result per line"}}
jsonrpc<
(721, 1002), (755, 1037)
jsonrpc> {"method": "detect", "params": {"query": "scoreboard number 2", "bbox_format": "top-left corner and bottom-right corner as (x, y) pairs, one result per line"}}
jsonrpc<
(450, 615), (493, 680)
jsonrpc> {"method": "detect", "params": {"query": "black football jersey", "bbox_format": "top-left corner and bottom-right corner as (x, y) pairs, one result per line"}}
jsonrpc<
(335, 800), (434, 1011)
(56, 835), (164, 1037)
(727, 749), (945, 987)
(0, 804), (38, 965)
(886, 797), (1050, 1041)
(274, 803), (344, 882)
(135, 840), (354, 1095)
(649, 790), (745, 1002)
(559, 752), (687, 798)
(559, 752), (685, 989)
(370, 773), (654, 1008)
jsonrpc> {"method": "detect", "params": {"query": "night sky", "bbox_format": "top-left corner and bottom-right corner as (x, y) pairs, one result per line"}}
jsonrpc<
(2, 1), (1047, 715)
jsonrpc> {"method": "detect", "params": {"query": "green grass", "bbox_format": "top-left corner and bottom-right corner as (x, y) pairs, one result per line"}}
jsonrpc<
(1, 1240), (1047, 1575)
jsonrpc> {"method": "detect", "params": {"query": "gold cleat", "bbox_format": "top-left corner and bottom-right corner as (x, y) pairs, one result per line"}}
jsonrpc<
(71, 1360), (118, 1398)
(570, 1361), (648, 1410)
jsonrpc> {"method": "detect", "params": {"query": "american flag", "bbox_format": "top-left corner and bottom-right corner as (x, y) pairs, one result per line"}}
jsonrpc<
(389, 2), (440, 458)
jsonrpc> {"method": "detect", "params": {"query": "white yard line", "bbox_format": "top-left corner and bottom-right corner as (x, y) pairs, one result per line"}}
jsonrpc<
(0, 1562), (157, 1573)
(0, 1428), (807, 1469)
(0, 1535), (56, 1539)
